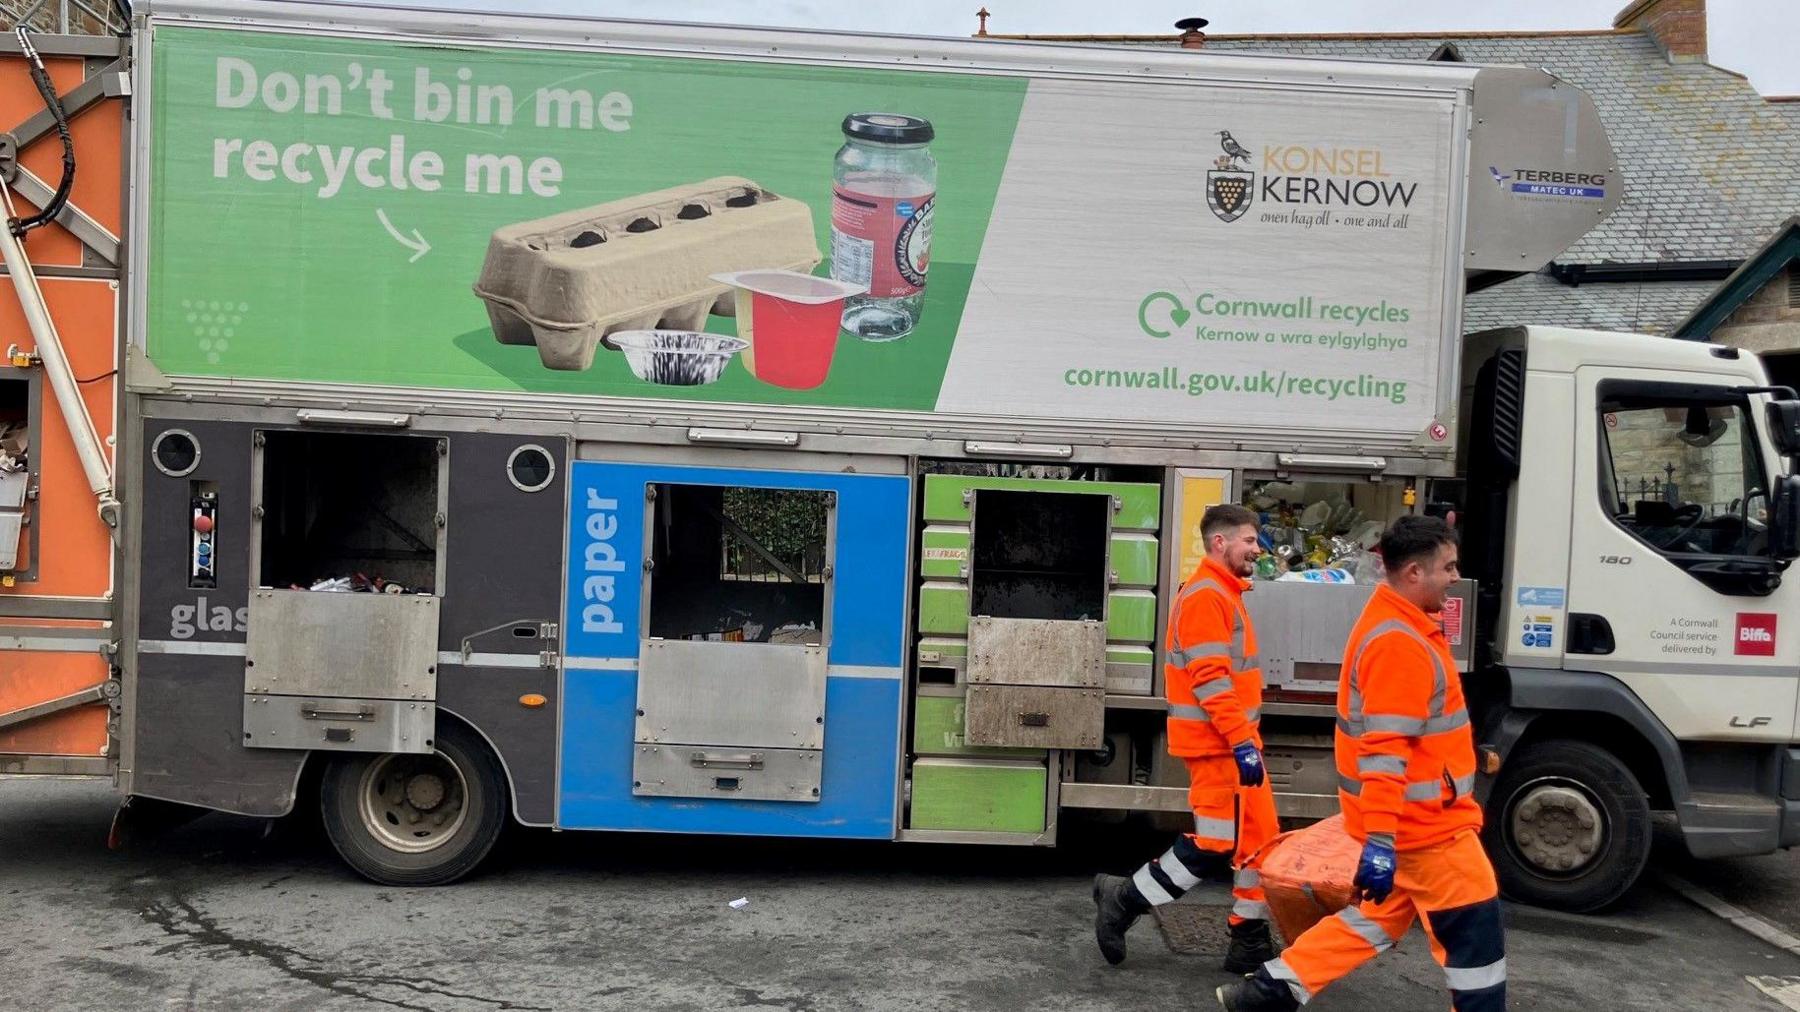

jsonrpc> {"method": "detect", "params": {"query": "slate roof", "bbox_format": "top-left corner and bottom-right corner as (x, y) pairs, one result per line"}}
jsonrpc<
(989, 27), (1800, 335)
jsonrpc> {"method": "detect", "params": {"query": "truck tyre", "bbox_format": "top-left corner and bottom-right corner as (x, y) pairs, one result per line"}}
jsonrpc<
(1483, 739), (1651, 913)
(319, 719), (508, 886)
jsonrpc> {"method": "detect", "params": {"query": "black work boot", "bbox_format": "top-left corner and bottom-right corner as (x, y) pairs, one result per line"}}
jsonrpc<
(1092, 873), (1149, 965)
(1215, 970), (1301, 1011)
(1221, 919), (1277, 974)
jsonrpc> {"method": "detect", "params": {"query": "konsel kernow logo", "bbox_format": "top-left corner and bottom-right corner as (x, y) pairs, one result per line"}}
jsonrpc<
(1207, 129), (1255, 222)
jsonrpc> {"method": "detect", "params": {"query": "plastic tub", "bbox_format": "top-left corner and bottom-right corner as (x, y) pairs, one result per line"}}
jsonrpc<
(711, 270), (866, 390)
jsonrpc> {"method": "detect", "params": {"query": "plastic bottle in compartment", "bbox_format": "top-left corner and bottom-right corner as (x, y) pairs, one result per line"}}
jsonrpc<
(830, 113), (936, 340)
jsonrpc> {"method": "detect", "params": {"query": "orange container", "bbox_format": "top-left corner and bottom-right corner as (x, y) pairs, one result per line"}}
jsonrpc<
(1257, 813), (1363, 943)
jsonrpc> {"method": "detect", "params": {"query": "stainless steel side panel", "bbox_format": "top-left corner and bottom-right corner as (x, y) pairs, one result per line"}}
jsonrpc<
(967, 616), (1106, 689)
(632, 743), (821, 803)
(244, 589), (439, 700)
(243, 694), (436, 754)
(634, 639), (826, 749)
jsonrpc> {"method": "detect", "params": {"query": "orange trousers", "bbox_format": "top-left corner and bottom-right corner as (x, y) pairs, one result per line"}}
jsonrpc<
(1263, 829), (1506, 1009)
(1131, 755), (1279, 925)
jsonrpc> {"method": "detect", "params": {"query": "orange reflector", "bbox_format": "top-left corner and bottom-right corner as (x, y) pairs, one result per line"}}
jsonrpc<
(519, 694), (547, 708)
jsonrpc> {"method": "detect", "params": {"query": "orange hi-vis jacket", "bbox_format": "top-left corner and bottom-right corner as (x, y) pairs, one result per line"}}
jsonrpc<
(1165, 557), (1262, 757)
(1335, 583), (1484, 851)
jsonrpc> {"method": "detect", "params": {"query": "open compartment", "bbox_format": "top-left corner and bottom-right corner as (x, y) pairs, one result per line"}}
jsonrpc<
(646, 483), (832, 643)
(256, 430), (444, 594)
(634, 481), (837, 803)
(969, 488), (1110, 621)
(242, 429), (446, 754)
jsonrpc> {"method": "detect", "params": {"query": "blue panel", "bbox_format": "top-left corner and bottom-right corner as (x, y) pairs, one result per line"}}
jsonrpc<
(558, 460), (911, 838)
(559, 671), (901, 837)
(563, 461), (909, 667)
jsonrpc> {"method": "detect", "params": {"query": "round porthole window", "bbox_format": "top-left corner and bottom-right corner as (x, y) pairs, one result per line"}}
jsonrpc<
(507, 444), (555, 492)
(152, 429), (200, 477)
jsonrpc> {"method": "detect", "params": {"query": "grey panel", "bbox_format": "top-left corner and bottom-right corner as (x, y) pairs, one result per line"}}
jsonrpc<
(439, 670), (558, 825)
(244, 589), (439, 700)
(1247, 578), (1477, 689)
(964, 684), (1103, 750)
(137, 418), (253, 644)
(635, 639), (826, 749)
(632, 743), (821, 803)
(243, 694), (436, 753)
(132, 652), (305, 817)
(436, 433), (567, 825)
(967, 616), (1105, 689)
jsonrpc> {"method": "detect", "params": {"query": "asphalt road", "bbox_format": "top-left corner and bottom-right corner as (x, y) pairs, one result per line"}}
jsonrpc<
(2, 776), (1796, 1011)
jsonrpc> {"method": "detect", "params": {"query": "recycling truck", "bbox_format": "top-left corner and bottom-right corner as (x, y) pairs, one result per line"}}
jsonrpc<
(3, 0), (1798, 913)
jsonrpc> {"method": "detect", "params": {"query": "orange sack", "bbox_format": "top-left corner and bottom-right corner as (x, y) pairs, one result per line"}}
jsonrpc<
(1256, 814), (1364, 943)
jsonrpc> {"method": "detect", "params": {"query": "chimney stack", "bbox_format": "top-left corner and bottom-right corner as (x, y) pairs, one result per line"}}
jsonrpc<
(1613, 0), (1707, 63)
(975, 7), (990, 37)
(1176, 16), (1209, 50)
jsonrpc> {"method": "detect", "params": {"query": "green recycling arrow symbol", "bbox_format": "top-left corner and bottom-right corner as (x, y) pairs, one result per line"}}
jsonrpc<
(1138, 291), (1191, 338)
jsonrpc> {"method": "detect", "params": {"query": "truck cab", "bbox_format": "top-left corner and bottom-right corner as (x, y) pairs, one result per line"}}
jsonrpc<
(1460, 325), (1800, 910)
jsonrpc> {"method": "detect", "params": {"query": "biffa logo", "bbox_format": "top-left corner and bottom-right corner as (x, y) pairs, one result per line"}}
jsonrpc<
(1736, 613), (1777, 657)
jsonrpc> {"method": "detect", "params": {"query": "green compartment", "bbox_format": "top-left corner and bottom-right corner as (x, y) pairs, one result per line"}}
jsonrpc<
(920, 526), (971, 580)
(1107, 589), (1158, 642)
(910, 758), (1047, 833)
(1109, 533), (1160, 587)
(911, 694), (1042, 758)
(918, 583), (971, 636)
(921, 474), (1161, 530)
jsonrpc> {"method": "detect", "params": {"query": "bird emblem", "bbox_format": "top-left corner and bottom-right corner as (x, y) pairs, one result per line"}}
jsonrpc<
(1217, 130), (1252, 170)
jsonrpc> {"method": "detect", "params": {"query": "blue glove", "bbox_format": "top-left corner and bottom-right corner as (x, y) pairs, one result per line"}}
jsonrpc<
(1353, 837), (1397, 905)
(1232, 741), (1265, 788)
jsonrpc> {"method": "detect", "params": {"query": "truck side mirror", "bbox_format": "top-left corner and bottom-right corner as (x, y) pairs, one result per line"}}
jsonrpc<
(1767, 400), (1800, 458)
(1774, 475), (1800, 562)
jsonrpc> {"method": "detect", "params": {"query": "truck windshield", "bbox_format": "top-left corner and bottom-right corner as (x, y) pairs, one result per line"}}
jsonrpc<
(1599, 392), (1770, 558)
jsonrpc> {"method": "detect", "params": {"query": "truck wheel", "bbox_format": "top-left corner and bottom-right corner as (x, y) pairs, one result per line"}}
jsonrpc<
(1483, 740), (1651, 913)
(319, 720), (508, 886)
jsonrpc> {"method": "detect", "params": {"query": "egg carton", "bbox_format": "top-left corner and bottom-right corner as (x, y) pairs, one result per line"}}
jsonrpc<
(471, 176), (822, 371)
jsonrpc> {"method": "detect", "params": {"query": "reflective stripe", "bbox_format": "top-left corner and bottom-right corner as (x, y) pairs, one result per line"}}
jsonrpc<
(1234, 868), (1261, 889)
(1168, 703), (1261, 725)
(1338, 772), (1460, 802)
(1444, 958), (1507, 991)
(1159, 847), (1203, 891)
(1358, 754), (1407, 776)
(1174, 641), (1232, 666)
(1232, 898), (1271, 921)
(1367, 832), (1395, 850)
(1452, 772), (1476, 798)
(1194, 815), (1237, 841)
(1403, 779), (1445, 802)
(1132, 864), (1176, 906)
(1337, 708), (1470, 738)
(1192, 677), (1236, 702)
(1337, 906), (1395, 952)
(1264, 958), (1313, 1004)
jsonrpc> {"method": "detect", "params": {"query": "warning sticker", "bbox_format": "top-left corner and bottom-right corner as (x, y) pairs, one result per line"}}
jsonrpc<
(1439, 597), (1464, 647)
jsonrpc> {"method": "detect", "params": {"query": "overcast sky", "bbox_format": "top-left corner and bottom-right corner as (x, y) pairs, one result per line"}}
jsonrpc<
(337, 0), (1800, 97)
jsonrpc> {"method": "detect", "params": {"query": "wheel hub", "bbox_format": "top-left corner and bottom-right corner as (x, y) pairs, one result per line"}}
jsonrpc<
(1511, 784), (1604, 873)
(405, 773), (447, 811)
(357, 751), (469, 854)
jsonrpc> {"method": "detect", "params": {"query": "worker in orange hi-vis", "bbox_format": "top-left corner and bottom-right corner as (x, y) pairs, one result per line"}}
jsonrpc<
(1218, 515), (1504, 1012)
(1093, 503), (1280, 975)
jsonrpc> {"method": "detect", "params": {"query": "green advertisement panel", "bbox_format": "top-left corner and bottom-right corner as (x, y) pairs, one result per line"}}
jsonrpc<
(147, 27), (1026, 411)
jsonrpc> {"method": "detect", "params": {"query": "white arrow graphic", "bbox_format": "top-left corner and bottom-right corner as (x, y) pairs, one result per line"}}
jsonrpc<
(376, 208), (431, 263)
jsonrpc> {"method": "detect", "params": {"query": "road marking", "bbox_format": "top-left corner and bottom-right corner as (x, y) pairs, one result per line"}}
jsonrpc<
(1657, 871), (1800, 960)
(1748, 976), (1800, 1010)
